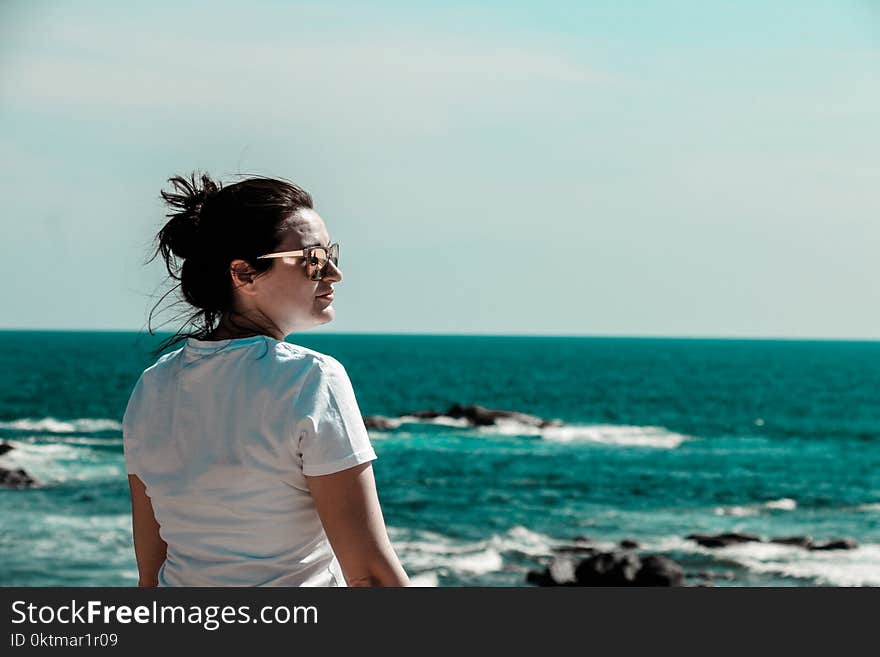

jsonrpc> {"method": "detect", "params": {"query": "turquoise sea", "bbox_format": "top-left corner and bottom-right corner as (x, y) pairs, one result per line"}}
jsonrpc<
(1, 331), (879, 587)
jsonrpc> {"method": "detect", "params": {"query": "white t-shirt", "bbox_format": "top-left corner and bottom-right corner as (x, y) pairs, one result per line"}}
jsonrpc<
(122, 334), (378, 587)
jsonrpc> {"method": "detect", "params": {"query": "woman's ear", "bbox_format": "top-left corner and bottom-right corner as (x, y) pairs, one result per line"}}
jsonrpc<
(229, 259), (258, 292)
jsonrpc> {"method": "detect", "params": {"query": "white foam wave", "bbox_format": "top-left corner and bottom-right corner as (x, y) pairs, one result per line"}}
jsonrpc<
(0, 441), (124, 483)
(397, 415), (472, 428)
(388, 533), (500, 575)
(713, 506), (760, 517)
(854, 503), (880, 512)
(644, 534), (880, 587)
(11, 513), (134, 562)
(0, 417), (122, 433)
(0, 441), (82, 462)
(714, 498), (798, 516)
(764, 498), (797, 510)
(718, 542), (880, 587)
(485, 525), (561, 557)
(408, 571), (440, 587)
(371, 414), (693, 449)
(52, 436), (123, 446)
(398, 543), (503, 576)
(448, 548), (504, 574)
(3, 435), (122, 447)
(478, 420), (692, 448)
(387, 525), (560, 579)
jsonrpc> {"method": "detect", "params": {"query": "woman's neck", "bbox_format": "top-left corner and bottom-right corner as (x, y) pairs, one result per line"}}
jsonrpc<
(207, 313), (276, 341)
(206, 329), (262, 340)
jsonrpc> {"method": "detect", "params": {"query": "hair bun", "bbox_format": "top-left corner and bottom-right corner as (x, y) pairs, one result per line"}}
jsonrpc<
(158, 172), (221, 260)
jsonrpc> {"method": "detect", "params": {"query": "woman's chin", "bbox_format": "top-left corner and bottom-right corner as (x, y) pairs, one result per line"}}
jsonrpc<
(289, 310), (334, 333)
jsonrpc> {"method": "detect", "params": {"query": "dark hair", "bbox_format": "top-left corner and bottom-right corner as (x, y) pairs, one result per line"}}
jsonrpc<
(146, 171), (314, 357)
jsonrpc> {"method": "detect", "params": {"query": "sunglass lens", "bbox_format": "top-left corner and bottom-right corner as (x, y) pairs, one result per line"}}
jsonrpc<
(306, 247), (326, 280)
(306, 245), (338, 280)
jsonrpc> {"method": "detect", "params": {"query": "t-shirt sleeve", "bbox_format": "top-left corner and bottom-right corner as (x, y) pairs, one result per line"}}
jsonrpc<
(122, 375), (145, 476)
(292, 356), (378, 477)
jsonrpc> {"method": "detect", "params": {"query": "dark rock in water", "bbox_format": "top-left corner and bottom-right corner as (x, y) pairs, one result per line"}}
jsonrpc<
(552, 545), (599, 557)
(573, 535), (593, 543)
(686, 531), (844, 552)
(635, 555), (684, 586)
(445, 403), (559, 429)
(527, 559), (578, 587)
(446, 404), (499, 426)
(686, 532), (762, 548)
(0, 467), (36, 488)
(526, 568), (554, 587)
(400, 404), (563, 429)
(771, 536), (814, 549)
(810, 538), (858, 551)
(722, 531), (762, 542)
(619, 539), (640, 549)
(362, 415), (401, 430)
(406, 410), (442, 419)
(575, 551), (642, 586)
(0, 442), (14, 456)
(528, 548), (686, 587)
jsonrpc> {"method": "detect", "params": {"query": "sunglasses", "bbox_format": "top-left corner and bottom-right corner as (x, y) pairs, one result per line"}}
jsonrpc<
(256, 242), (340, 281)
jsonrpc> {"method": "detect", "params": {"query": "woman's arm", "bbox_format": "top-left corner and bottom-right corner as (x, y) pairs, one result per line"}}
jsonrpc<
(306, 462), (410, 586)
(127, 474), (167, 587)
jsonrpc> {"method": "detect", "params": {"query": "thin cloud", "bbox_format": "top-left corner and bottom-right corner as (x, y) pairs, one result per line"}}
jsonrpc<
(1, 20), (612, 129)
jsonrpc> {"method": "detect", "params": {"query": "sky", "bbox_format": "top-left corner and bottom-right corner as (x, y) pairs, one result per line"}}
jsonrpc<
(1, 0), (878, 338)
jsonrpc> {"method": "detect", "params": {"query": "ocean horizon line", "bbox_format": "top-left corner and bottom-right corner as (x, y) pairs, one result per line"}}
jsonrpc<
(1, 328), (879, 343)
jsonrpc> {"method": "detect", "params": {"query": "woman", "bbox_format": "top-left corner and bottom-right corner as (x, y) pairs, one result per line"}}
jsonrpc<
(123, 172), (410, 587)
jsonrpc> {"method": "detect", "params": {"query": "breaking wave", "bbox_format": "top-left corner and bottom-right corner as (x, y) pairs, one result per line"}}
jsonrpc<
(387, 415), (693, 448)
(387, 525), (562, 585)
(0, 417), (122, 434)
(645, 535), (880, 587)
(714, 498), (798, 516)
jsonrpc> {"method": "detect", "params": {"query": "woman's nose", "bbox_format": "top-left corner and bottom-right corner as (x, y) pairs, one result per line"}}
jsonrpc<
(324, 259), (342, 283)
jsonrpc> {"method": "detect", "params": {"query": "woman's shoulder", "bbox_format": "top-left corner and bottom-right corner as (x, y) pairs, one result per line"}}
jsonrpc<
(137, 347), (184, 379)
(270, 341), (345, 377)
(267, 343), (355, 407)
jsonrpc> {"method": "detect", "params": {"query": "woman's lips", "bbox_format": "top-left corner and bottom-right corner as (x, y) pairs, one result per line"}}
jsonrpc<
(316, 293), (334, 302)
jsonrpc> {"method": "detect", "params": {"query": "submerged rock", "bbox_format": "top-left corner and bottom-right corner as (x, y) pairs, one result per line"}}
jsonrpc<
(362, 415), (402, 430)
(406, 410), (442, 419)
(686, 532), (762, 548)
(0, 467), (36, 488)
(576, 551), (642, 585)
(0, 442), (14, 456)
(366, 404), (565, 431)
(809, 538), (858, 551)
(526, 566), (557, 587)
(687, 532), (858, 551)
(527, 549), (685, 587)
(635, 555), (684, 586)
(770, 536), (814, 548)
(445, 403), (562, 428)
(552, 545), (599, 557)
